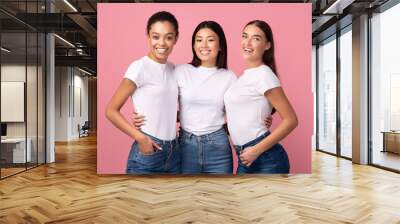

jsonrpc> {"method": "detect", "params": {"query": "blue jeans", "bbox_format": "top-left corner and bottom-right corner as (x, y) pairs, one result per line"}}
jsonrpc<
(179, 128), (233, 174)
(234, 132), (290, 174)
(126, 133), (181, 174)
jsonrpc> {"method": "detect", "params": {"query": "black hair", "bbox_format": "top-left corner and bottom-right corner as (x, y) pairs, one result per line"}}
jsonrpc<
(190, 21), (227, 69)
(245, 20), (277, 76)
(146, 11), (179, 37)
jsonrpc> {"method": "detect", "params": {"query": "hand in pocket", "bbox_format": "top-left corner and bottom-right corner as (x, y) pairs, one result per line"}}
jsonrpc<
(137, 135), (161, 155)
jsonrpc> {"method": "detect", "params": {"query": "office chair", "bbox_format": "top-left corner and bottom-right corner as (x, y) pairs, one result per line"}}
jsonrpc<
(79, 121), (90, 138)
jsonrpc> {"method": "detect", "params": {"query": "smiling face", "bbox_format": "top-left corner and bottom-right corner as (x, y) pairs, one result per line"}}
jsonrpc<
(147, 21), (178, 64)
(193, 28), (220, 67)
(241, 24), (271, 67)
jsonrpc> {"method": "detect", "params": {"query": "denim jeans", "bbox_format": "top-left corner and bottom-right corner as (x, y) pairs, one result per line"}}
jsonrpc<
(179, 128), (233, 174)
(126, 133), (181, 174)
(234, 131), (290, 174)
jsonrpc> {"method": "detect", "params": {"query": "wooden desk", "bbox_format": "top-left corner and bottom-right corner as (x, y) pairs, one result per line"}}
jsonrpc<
(381, 131), (400, 154)
(1, 138), (31, 163)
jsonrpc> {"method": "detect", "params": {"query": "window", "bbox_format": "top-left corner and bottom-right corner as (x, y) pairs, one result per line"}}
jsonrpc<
(339, 27), (352, 158)
(317, 35), (337, 154)
(370, 2), (400, 171)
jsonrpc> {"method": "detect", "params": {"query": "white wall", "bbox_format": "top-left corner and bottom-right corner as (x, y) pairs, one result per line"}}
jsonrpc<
(55, 67), (69, 141)
(55, 67), (89, 141)
(75, 70), (89, 139)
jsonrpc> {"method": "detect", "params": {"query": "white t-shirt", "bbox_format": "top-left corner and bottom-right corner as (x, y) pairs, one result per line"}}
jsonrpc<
(124, 56), (178, 140)
(224, 65), (281, 145)
(174, 64), (237, 135)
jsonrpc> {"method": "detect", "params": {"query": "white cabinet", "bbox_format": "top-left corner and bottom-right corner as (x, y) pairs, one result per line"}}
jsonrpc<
(1, 138), (32, 163)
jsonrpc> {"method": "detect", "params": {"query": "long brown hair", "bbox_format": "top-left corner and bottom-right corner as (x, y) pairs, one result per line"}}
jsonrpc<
(245, 20), (278, 114)
(245, 20), (278, 77)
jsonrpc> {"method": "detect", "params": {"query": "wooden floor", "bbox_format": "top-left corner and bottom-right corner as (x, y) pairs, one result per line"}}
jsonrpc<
(1, 167), (26, 178)
(1, 135), (400, 223)
(1, 163), (45, 178)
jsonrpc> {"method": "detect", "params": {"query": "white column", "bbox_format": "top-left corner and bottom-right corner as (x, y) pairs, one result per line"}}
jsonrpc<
(46, 33), (55, 163)
(46, 1), (55, 163)
(352, 14), (369, 164)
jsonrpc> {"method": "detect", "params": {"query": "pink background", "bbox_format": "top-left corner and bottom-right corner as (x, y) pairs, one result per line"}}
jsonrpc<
(97, 3), (312, 174)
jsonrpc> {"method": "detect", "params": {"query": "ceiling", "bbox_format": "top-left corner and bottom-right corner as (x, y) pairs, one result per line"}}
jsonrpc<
(0, 0), (392, 75)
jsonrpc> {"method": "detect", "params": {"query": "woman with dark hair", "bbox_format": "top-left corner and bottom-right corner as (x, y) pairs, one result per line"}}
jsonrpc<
(106, 11), (181, 174)
(224, 20), (298, 174)
(174, 21), (235, 174)
(135, 21), (236, 174)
